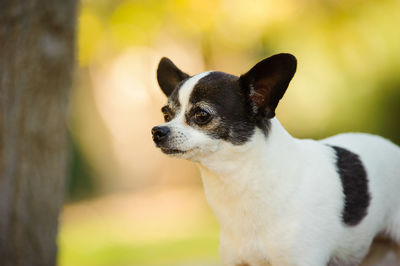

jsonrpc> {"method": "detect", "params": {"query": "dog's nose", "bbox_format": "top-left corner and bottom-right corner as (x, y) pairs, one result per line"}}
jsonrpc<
(151, 126), (170, 144)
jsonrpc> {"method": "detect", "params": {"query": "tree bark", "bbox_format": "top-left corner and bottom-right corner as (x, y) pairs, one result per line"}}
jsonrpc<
(0, 1), (77, 265)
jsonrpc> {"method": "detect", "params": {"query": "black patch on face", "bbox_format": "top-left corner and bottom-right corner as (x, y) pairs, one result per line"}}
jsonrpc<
(329, 145), (370, 226)
(188, 72), (256, 145)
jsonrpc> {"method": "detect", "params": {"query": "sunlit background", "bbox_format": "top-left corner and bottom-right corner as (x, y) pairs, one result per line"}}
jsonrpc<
(59, 0), (400, 265)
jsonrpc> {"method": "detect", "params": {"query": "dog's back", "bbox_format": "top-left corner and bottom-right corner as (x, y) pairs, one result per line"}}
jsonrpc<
(322, 133), (400, 264)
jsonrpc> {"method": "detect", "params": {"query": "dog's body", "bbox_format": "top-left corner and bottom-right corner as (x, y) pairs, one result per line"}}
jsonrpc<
(199, 121), (400, 266)
(152, 54), (400, 266)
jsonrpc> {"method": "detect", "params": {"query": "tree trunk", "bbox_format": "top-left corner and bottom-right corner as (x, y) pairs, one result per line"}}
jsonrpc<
(0, 1), (77, 265)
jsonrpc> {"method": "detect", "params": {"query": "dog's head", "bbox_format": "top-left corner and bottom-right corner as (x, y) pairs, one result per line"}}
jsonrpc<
(151, 53), (297, 161)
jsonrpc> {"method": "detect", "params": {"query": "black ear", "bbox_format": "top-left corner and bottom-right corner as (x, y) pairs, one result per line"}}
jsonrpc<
(240, 53), (297, 118)
(157, 57), (190, 97)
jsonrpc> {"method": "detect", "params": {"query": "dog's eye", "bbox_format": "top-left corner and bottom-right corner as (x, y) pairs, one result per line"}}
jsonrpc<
(164, 113), (172, 122)
(161, 106), (173, 122)
(194, 109), (212, 125)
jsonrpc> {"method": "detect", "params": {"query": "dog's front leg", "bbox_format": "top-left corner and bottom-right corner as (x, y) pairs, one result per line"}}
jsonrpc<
(219, 238), (272, 266)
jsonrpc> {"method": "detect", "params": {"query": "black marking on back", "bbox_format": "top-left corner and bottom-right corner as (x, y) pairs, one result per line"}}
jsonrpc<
(329, 145), (370, 226)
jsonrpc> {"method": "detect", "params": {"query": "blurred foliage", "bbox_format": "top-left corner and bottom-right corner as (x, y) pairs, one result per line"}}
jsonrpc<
(75, 0), (400, 141)
(67, 135), (96, 201)
(63, 0), (400, 265)
(69, 0), (400, 196)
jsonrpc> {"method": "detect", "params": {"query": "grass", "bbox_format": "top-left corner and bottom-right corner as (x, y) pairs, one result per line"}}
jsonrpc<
(58, 187), (221, 266)
(59, 234), (219, 266)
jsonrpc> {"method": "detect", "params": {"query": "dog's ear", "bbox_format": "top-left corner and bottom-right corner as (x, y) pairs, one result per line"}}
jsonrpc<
(157, 57), (190, 97)
(240, 53), (297, 118)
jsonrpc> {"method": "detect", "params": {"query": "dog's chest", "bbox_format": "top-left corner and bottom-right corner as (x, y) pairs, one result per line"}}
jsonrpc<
(199, 167), (295, 266)
(214, 192), (299, 266)
(220, 228), (271, 266)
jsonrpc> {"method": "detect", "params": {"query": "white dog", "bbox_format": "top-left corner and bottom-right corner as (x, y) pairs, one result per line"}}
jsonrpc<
(151, 53), (400, 266)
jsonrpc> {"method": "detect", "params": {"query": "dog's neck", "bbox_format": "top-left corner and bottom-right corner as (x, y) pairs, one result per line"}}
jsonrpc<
(197, 118), (303, 226)
(198, 118), (299, 177)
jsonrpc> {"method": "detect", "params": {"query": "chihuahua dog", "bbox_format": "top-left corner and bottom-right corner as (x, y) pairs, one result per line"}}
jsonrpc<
(151, 54), (400, 266)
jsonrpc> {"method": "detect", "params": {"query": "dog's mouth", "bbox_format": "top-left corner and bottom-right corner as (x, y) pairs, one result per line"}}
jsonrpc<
(161, 148), (186, 154)
(160, 147), (197, 155)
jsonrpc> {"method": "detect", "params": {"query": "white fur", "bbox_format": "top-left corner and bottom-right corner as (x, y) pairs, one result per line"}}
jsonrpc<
(160, 73), (400, 266)
(198, 119), (400, 266)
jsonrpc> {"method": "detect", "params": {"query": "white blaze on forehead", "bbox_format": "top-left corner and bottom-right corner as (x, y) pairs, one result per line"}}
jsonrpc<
(178, 71), (212, 113)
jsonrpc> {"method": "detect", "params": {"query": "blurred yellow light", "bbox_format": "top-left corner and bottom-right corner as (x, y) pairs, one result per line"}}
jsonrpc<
(77, 8), (103, 66)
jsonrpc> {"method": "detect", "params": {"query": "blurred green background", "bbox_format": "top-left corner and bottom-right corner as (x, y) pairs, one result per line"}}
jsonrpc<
(59, 0), (400, 265)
